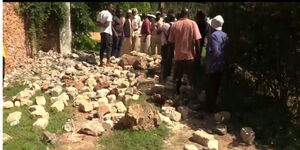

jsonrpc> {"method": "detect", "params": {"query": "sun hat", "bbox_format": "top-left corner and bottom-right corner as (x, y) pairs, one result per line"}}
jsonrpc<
(209, 15), (224, 31)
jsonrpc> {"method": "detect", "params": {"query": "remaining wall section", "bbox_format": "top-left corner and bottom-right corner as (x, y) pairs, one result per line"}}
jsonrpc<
(3, 2), (31, 74)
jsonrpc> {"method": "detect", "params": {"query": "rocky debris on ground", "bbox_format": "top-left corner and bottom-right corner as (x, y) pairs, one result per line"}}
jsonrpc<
(51, 100), (65, 112)
(14, 101), (21, 107)
(35, 96), (46, 106)
(184, 144), (199, 150)
(33, 118), (49, 129)
(6, 111), (22, 126)
(29, 105), (49, 118)
(123, 103), (161, 130)
(214, 124), (227, 135)
(42, 131), (57, 145)
(4, 101), (14, 109)
(63, 119), (75, 132)
(191, 129), (219, 150)
(115, 101), (127, 113)
(3, 133), (13, 143)
(240, 127), (255, 145)
(161, 106), (182, 122)
(79, 119), (105, 136)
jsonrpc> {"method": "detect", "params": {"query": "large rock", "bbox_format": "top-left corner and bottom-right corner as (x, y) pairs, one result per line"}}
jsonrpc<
(115, 101), (127, 113)
(6, 111), (22, 126)
(74, 81), (84, 91)
(158, 113), (174, 127)
(29, 105), (49, 118)
(42, 131), (57, 145)
(74, 94), (89, 106)
(118, 54), (147, 70)
(191, 130), (218, 150)
(78, 101), (93, 113)
(86, 77), (97, 89)
(51, 100), (65, 112)
(97, 89), (110, 98)
(161, 106), (182, 122)
(16, 89), (34, 100)
(98, 97), (109, 104)
(3, 133), (12, 143)
(35, 96), (46, 106)
(97, 102), (110, 116)
(240, 127), (255, 145)
(63, 119), (75, 132)
(123, 103), (161, 130)
(33, 118), (49, 129)
(184, 144), (199, 150)
(107, 94), (117, 103)
(104, 113), (125, 123)
(4, 101), (14, 109)
(66, 87), (78, 99)
(14, 101), (21, 107)
(51, 85), (63, 96)
(214, 124), (227, 135)
(79, 119), (105, 136)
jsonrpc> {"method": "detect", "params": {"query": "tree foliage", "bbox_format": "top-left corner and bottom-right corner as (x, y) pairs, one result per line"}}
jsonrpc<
(19, 2), (67, 50)
(71, 2), (98, 51)
(209, 2), (300, 149)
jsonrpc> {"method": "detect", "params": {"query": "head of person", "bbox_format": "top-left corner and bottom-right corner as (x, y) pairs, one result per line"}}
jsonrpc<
(131, 8), (138, 16)
(126, 10), (132, 19)
(180, 8), (189, 19)
(155, 11), (161, 21)
(141, 13), (147, 20)
(196, 10), (206, 21)
(106, 3), (113, 12)
(210, 15), (224, 31)
(167, 10), (175, 23)
(115, 8), (123, 17)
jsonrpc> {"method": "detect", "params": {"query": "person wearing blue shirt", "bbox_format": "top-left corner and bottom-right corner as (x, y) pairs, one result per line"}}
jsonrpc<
(205, 15), (228, 113)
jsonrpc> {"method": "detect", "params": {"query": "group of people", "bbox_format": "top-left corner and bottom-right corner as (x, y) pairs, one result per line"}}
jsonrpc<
(97, 3), (228, 113)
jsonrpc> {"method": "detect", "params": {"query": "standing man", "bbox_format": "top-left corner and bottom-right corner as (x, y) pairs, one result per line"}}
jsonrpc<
(168, 8), (202, 97)
(121, 9), (133, 55)
(205, 15), (228, 113)
(97, 3), (114, 67)
(151, 11), (164, 55)
(160, 10), (176, 82)
(131, 8), (141, 52)
(140, 13), (152, 54)
(112, 7), (125, 58)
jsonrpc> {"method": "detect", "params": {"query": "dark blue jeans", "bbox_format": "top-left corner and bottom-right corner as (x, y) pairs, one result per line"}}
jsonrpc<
(112, 35), (123, 57)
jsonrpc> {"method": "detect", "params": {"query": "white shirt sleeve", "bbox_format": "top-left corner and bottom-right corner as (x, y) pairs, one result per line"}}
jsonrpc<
(96, 12), (102, 22)
(107, 12), (113, 22)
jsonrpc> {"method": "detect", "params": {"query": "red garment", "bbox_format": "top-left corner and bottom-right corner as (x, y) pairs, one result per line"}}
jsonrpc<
(141, 18), (151, 35)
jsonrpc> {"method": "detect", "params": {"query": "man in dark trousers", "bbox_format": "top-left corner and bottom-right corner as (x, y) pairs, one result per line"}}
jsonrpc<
(96, 3), (114, 67)
(168, 8), (202, 104)
(160, 10), (176, 82)
(205, 15), (228, 113)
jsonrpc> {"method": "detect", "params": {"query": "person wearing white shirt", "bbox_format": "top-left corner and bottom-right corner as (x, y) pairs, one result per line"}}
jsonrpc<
(96, 3), (114, 67)
(131, 8), (142, 51)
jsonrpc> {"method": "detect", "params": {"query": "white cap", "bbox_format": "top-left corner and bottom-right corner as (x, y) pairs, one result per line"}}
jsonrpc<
(127, 9), (132, 13)
(210, 15), (224, 31)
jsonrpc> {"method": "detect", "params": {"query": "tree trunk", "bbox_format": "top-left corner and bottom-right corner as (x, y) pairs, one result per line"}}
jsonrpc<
(59, 2), (72, 55)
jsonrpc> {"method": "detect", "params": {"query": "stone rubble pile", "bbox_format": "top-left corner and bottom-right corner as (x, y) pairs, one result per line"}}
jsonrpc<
(4, 50), (255, 149)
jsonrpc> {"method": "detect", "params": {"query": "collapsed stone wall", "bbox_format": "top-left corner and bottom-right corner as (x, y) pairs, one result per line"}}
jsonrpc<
(3, 2), (31, 74)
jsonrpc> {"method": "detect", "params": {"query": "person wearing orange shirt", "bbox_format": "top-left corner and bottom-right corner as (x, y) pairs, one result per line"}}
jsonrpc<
(168, 8), (202, 100)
